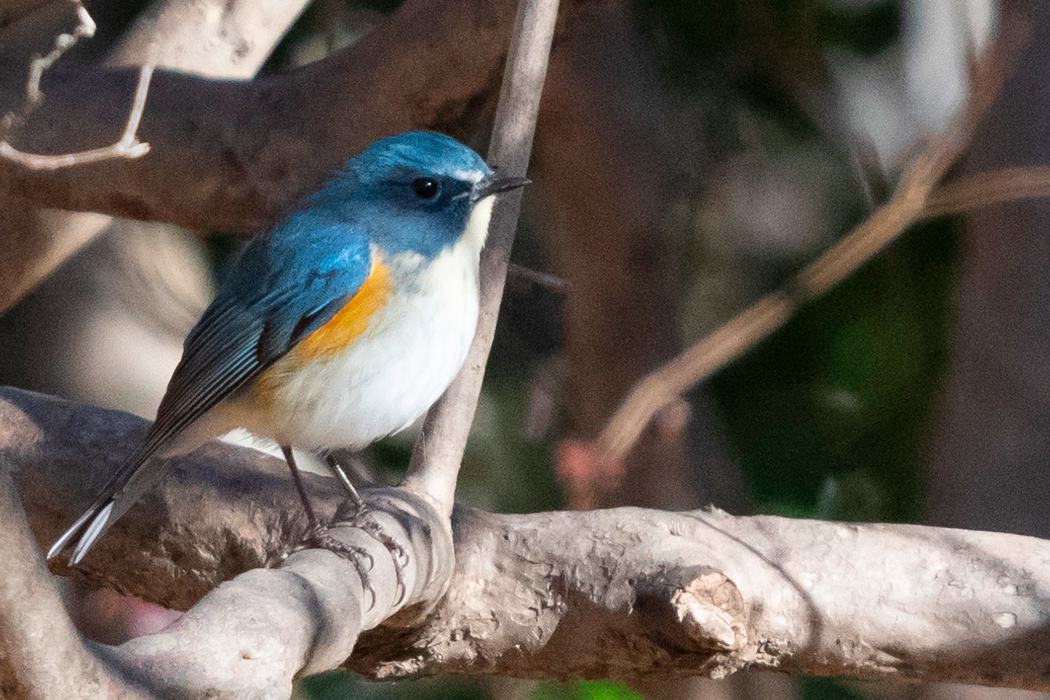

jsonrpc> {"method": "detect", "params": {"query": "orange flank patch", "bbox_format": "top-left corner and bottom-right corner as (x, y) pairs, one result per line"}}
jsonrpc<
(243, 258), (391, 412)
(294, 258), (392, 362)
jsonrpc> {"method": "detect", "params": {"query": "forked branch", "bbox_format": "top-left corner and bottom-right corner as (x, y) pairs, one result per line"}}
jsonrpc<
(0, 63), (153, 170)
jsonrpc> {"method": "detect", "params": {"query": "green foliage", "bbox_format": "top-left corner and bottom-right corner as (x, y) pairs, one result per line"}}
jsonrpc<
(532, 680), (645, 700)
(712, 220), (958, 523)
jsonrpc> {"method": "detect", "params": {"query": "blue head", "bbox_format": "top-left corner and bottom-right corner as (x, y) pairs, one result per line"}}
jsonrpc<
(306, 132), (525, 260)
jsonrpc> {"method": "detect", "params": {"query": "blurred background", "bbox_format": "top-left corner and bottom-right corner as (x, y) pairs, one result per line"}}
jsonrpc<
(3, 0), (1050, 698)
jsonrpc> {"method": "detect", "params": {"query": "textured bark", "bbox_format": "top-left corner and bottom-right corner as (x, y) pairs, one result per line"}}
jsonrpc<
(4, 387), (1050, 692)
(1, 386), (454, 698)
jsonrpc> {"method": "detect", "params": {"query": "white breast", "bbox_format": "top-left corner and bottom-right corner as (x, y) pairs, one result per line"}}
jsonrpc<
(215, 197), (494, 453)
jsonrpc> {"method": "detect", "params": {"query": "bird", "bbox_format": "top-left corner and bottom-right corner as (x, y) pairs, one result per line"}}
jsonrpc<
(48, 131), (529, 573)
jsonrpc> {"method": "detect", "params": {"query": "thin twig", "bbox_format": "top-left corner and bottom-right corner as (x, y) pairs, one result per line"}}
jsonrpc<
(923, 166), (1050, 217)
(508, 262), (568, 293)
(1, 0), (95, 134)
(0, 64), (153, 170)
(596, 14), (1028, 465)
(402, 0), (560, 517)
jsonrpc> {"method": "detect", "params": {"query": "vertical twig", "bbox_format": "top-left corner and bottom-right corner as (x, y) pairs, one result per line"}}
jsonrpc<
(403, 0), (560, 516)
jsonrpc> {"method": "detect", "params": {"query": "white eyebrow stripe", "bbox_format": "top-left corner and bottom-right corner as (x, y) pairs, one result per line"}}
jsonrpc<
(451, 168), (485, 183)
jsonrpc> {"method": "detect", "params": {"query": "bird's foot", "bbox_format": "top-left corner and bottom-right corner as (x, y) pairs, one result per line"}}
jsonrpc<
(324, 455), (410, 605)
(342, 498), (409, 605)
(298, 522), (378, 609)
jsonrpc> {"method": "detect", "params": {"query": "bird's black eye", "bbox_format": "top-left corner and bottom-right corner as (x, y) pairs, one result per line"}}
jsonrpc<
(412, 178), (439, 199)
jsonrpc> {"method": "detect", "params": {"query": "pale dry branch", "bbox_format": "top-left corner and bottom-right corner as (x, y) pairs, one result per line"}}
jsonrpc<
(0, 386), (453, 698)
(0, 0), (96, 143)
(19, 0), (94, 112)
(596, 12), (1034, 465)
(0, 462), (149, 700)
(0, 64), (153, 170)
(404, 0), (559, 516)
(5, 388), (1050, 692)
(923, 165), (1050, 217)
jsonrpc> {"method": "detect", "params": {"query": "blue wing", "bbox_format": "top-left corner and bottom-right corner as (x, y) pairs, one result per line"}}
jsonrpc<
(145, 218), (372, 455)
(49, 216), (374, 563)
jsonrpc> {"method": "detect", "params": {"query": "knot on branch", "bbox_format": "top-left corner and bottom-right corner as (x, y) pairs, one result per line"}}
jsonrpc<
(671, 570), (747, 651)
(639, 567), (747, 654)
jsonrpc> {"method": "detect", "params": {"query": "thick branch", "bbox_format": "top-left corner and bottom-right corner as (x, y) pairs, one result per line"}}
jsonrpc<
(5, 387), (1050, 691)
(1, 386), (453, 697)
(0, 0), (546, 233)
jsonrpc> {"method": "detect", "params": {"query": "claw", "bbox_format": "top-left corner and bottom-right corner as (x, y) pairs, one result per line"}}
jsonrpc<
(299, 523), (378, 610)
(325, 456), (411, 605)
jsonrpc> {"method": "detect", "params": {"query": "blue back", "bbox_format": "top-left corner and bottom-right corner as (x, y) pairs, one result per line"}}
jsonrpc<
(51, 131), (496, 565)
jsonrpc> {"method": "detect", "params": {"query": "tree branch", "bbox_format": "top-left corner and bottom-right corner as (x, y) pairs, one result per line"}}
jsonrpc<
(0, 0), (557, 694)
(0, 63), (153, 169)
(2, 386), (454, 697)
(0, 0), (316, 316)
(0, 463), (148, 700)
(0, 0), (551, 233)
(4, 387), (1050, 692)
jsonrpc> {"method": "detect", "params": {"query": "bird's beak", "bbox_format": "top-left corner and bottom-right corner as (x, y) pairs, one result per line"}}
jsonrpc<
(471, 174), (531, 203)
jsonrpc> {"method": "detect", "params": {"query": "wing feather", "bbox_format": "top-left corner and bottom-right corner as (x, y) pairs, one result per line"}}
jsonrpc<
(49, 220), (375, 562)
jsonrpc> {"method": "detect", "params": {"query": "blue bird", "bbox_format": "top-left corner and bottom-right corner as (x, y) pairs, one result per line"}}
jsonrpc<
(48, 131), (529, 569)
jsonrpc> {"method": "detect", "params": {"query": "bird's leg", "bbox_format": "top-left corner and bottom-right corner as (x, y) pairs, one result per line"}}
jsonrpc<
(281, 445), (377, 607)
(325, 454), (408, 604)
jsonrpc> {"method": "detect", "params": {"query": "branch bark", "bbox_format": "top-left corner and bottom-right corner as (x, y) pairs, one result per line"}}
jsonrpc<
(4, 387), (1050, 692)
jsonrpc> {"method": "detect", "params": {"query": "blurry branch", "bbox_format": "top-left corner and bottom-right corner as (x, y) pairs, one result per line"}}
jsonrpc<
(597, 15), (1032, 464)
(0, 0), (314, 316)
(508, 262), (568, 293)
(0, 63), (153, 170)
(6, 388), (1050, 691)
(923, 165), (1050, 217)
(0, 0), (553, 233)
(0, 208), (110, 316)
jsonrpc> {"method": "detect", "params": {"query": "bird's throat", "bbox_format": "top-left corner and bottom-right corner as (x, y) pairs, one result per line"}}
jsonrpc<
(464, 196), (496, 252)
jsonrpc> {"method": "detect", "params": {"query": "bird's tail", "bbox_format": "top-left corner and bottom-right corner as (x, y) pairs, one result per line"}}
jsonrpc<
(46, 447), (162, 565)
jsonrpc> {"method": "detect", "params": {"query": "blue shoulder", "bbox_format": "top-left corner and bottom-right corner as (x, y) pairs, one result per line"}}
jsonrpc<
(206, 212), (374, 359)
